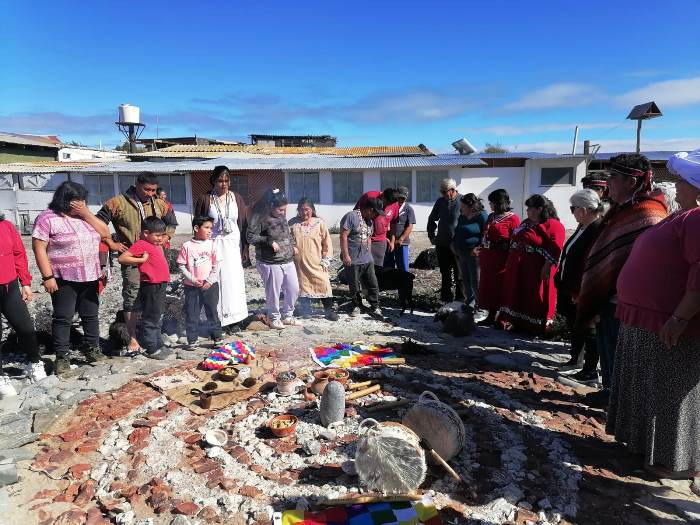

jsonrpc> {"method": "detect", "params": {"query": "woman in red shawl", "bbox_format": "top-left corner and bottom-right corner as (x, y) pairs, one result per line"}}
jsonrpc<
(477, 189), (520, 325)
(499, 194), (565, 334)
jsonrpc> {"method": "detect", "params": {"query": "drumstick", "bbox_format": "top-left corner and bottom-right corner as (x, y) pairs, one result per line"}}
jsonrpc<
(419, 438), (468, 486)
(347, 381), (374, 390)
(346, 384), (380, 400)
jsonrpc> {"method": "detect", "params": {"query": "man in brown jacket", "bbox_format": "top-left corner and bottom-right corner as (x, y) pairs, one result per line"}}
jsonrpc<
(97, 172), (177, 350)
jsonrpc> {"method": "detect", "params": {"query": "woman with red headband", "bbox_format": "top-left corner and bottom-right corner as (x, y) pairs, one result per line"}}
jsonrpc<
(576, 154), (667, 408)
(607, 149), (700, 478)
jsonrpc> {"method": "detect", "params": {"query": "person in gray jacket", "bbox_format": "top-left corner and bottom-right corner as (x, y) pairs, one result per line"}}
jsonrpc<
(427, 178), (463, 302)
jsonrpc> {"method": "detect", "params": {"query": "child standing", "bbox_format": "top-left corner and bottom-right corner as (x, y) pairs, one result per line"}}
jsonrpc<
(118, 216), (172, 360)
(246, 189), (300, 330)
(340, 197), (384, 317)
(177, 216), (223, 348)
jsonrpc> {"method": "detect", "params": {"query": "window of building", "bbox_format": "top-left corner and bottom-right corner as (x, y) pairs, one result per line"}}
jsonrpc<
(540, 167), (575, 186)
(287, 171), (319, 203)
(380, 171), (412, 199)
(332, 171), (363, 203)
(157, 174), (187, 205)
(83, 174), (115, 205)
(416, 170), (449, 202)
(118, 174), (135, 194)
(229, 174), (249, 201)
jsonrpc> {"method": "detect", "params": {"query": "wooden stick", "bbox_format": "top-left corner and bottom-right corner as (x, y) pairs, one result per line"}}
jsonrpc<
(319, 493), (422, 506)
(364, 398), (411, 413)
(347, 381), (373, 391)
(346, 384), (381, 400)
(419, 438), (468, 486)
(378, 358), (405, 365)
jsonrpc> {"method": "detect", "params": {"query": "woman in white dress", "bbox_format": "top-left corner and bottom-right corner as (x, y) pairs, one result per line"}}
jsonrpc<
(194, 166), (249, 332)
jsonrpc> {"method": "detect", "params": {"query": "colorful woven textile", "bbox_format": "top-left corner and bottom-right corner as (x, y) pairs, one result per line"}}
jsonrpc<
(275, 500), (442, 525)
(200, 341), (256, 370)
(310, 342), (396, 368)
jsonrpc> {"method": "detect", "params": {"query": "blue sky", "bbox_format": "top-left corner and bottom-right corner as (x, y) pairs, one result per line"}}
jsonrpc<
(2, 0), (699, 153)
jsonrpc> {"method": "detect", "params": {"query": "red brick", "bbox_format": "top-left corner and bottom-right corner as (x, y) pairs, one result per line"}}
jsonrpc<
(239, 485), (262, 498)
(84, 507), (108, 525)
(68, 463), (92, 480)
(50, 449), (74, 463)
(183, 433), (203, 445)
(32, 489), (61, 500)
(128, 427), (151, 444)
(132, 419), (156, 428)
(127, 441), (148, 454)
(174, 501), (200, 516)
(220, 478), (237, 490)
(74, 480), (97, 507)
(146, 409), (167, 419)
(75, 440), (100, 454)
(52, 509), (86, 525)
(194, 460), (218, 474)
(165, 400), (180, 412)
(198, 506), (221, 522)
(59, 427), (88, 442)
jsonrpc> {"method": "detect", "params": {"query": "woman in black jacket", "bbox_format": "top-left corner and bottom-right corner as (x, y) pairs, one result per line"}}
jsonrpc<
(555, 189), (606, 381)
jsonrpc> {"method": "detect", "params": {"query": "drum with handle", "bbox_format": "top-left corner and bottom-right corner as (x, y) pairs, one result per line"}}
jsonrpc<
(354, 418), (426, 494)
(402, 391), (465, 461)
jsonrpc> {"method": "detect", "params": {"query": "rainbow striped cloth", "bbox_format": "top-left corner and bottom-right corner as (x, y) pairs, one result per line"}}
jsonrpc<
(200, 341), (256, 370)
(274, 499), (442, 525)
(310, 342), (396, 368)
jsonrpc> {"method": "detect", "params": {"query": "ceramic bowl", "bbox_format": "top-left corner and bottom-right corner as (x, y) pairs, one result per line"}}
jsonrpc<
(268, 414), (298, 438)
(204, 429), (228, 447)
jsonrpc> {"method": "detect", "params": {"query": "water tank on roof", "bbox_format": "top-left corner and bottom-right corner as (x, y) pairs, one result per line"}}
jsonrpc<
(118, 104), (141, 124)
(452, 138), (476, 155)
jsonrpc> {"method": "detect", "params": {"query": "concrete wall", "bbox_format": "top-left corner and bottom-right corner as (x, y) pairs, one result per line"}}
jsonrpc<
(58, 147), (125, 162)
(282, 163), (583, 230)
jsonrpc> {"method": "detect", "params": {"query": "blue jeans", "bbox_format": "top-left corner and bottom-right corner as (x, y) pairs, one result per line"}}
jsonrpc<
(596, 301), (620, 390)
(384, 245), (410, 272)
(184, 284), (222, 343)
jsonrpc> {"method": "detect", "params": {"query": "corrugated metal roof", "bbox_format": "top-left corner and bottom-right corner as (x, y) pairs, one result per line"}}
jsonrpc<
(132, 144), (433, 157)
(592, 151), (679, 162)
(0, 154), (485, 174)
(474, 152), (589, 160)
(0, 132), (62, 148)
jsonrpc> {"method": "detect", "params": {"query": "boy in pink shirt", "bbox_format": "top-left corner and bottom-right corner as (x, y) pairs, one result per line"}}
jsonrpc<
(177, 216), (223, 348)
(118, 216), (172, 360)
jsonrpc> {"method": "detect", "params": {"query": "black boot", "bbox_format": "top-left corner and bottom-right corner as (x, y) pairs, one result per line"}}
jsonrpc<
(321, 298), (339, 321)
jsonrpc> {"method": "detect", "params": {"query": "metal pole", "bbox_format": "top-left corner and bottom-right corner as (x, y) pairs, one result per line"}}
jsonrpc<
(128, 124), (136, 154)
(635, 120), (642, 153)
(571, 126), (579, 155)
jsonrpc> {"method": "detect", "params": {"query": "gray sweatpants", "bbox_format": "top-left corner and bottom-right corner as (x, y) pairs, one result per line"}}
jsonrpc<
(256, 261), (300, 322)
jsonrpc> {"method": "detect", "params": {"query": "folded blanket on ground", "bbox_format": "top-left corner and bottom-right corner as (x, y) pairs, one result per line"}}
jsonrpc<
(310, 342), (396, 368)
(275, 500), (442, 525)
(200, 341), (256, 370)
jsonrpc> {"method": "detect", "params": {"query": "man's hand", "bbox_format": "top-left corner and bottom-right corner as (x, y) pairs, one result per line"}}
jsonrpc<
(201, 281), (212, 291)
(342, 254), (352, 267)
(271, 241), (280, 252)
(387, 239), (395, 252)
(660, 316), (687, 348)
(21, 285), (33, 303)
(193, 279), (204, 287)
(43, 278), (59, 294)
(105, 238), (128, 253)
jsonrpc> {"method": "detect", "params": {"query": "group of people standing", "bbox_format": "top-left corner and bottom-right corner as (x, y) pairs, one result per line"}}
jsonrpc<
(429, 151), (700, 479)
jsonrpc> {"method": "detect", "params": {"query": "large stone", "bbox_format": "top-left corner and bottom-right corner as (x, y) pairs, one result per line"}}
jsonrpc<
(0, 414), (32, 437)
(319, 380), (345, 427)
(0, 432), (38, 450)
(0, 463), (18, 487)
(33, 406), (69, 433)
(0, 447), (35, 462)
(20, 393), (52, 411)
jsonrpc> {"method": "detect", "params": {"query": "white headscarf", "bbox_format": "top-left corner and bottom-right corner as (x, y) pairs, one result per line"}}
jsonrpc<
(668, 149), (700, 189)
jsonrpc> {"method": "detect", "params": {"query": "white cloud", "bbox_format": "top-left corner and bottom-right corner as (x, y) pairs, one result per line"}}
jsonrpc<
(505, 83), (606, 110)
(455, 121), (623, 136)
(614, 76), (700, 109)
(504, 137), (700, 154)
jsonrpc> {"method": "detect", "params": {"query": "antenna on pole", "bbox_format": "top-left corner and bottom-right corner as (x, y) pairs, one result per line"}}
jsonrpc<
(626, 102), (662, 153)
(571, 126), (579, 155)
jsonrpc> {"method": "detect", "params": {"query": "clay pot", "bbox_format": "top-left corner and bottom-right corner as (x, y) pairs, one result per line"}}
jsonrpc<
(326, 368), (350, 386)
(311, 371), (330, 395)
(217, 367), (238, 382)
(303, 388), (316, 402)
(276, 372), (299, 396)
(268, 414), (298, 438)
(200, 393), (212, 409)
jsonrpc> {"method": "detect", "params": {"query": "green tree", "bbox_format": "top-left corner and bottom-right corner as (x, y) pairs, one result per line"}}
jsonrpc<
(482, 142), (509, 154)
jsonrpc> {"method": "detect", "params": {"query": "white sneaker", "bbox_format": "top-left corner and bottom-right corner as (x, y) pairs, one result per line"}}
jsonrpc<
(282, 316), (302, 326)
(24, 361), (47, 382)
(0, 375), (18, 399)
(270, 320), (285, 330)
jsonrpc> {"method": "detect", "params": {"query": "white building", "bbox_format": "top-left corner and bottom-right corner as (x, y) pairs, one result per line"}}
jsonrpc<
(57, 146), (126, 162)
(0, 150), (591, 235)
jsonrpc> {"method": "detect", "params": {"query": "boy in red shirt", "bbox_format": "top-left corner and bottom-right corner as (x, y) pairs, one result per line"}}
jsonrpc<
(118, 216), (172, 360)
